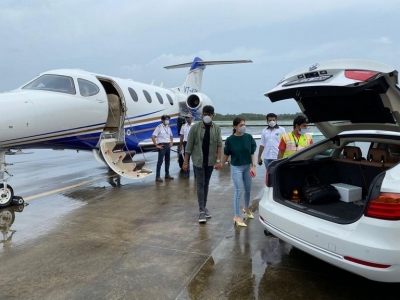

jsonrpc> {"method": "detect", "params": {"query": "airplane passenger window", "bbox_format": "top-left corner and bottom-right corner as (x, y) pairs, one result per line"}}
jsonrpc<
(143, 90), (152, 103)
(78, 79), (99, 97)
(166, 94), (174, 105)
(128, 88), (138, 102)
(155, 92), (163, 104)
(22, 74), (75, 94)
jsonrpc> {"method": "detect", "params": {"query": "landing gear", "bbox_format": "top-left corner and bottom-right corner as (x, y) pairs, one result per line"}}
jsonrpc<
(0, 150), (23, 208)
(11, 196), (24, 206)
(0, 184), (23, 208)
(0, 183), (14, 207)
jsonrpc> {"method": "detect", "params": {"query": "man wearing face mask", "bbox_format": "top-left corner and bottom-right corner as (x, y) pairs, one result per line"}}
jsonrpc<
(179, 113), (194, 178)
(277, 115), (313, 159)
(151, 114), (174, 182)
(258, 113), (286, 168)
(183, 105), (222, 224)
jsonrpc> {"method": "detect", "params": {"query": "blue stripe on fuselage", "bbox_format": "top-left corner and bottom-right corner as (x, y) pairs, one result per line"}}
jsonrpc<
(1, 118), (179, 152)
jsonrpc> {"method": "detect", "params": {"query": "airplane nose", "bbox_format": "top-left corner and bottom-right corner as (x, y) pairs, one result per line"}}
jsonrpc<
(0, 92), (37, 141)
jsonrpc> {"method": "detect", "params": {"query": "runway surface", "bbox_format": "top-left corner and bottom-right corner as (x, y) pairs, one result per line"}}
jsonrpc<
(1, 134), (399, 299)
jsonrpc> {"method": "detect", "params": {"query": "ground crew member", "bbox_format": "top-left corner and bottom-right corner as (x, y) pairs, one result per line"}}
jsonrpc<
(258, 113), (286, 168)
(278, 115), (313, 159)
(151, 114), (174, 182)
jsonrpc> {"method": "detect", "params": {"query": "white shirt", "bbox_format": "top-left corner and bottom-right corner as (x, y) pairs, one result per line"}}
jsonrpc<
(260, 126), (286, 159)
(179, 122), (194, 142)
(152, 124), (173, 143)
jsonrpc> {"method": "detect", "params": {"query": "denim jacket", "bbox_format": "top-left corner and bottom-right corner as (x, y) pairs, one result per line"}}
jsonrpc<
(185, 121), (222, 167)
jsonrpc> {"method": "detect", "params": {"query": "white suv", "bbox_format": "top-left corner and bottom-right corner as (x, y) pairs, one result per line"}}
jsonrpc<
(259, 59), (400, 282)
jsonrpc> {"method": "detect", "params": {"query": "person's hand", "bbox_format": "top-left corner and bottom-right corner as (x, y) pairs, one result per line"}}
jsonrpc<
(169, 142), (173, 147)
(182, 162), (189, 171)
(156, 144), (163, 150)
(250, 165), (256, 178)
(214, 162), (222, 170)
(258, 158), (263, 165)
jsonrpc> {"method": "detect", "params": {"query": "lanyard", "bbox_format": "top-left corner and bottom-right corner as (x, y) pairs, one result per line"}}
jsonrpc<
(291, 132), (300, 148)
(163, 125), (169, 135)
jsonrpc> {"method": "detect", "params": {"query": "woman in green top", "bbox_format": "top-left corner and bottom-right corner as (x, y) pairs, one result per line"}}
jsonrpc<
(221, 117), (257, 227)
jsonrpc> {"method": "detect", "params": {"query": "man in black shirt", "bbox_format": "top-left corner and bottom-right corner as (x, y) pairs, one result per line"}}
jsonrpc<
(183, 106), (222, 224)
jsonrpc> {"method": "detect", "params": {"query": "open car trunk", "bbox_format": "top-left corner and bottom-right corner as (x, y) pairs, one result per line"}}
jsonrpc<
(271, 135), (400, 224)
(264, 59), (400, 139)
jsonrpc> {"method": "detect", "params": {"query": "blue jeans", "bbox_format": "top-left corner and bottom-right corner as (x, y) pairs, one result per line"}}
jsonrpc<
(156, 144), (170, 178)
(263, 159), (275, 169)
(231, 164), (252, 216)
(193, 164), (214, 212)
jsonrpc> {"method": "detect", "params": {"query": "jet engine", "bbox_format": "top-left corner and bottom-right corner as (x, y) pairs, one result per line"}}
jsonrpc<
(185, 93), (213, 118)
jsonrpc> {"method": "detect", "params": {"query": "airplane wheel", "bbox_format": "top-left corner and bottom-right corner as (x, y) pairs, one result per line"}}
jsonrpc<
(0, 210), (15, 227)
(11, 196), (24, 206)
(0, 184), (14, 207)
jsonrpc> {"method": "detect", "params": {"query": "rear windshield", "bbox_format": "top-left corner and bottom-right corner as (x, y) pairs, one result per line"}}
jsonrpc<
(22, 74), (76, 95)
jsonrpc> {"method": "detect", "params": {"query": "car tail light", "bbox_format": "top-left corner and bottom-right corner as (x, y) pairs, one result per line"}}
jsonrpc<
(365, 192), (400, 220)
(344, 256), (390, 269)
(345, 70), (379, 81)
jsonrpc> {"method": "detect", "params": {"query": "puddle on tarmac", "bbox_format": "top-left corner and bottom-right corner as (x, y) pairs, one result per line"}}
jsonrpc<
(0, 195), (85, 253)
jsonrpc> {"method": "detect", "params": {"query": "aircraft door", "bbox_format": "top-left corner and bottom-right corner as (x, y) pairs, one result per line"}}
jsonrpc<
(99, 138), (152, 179)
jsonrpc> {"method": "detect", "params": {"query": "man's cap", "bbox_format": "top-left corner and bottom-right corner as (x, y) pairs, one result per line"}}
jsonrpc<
(202, 105), (214, 114)
(293, 115), (308, 126)
(161, 114), (170, 120)
(185, 113), (193, 118)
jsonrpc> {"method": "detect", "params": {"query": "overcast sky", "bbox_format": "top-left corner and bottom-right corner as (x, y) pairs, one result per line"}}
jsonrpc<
(1, 0), (399, 115)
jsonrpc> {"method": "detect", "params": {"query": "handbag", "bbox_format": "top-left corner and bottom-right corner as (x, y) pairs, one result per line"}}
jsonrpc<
(302, 175), (340, 204)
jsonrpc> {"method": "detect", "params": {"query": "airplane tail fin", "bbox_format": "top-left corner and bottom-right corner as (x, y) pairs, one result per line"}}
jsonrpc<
(164, 57), (252, 93)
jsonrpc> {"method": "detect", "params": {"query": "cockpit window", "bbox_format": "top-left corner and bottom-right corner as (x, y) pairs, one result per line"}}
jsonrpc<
(78, 79), (99, 97)
(22, 74), (75, 94)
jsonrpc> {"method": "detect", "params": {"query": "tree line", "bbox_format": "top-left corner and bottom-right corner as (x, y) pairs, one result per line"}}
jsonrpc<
(214, 112), (304, 121)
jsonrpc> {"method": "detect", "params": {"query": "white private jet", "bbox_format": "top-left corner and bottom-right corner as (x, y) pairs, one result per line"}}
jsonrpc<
(0, 57), (252, 206)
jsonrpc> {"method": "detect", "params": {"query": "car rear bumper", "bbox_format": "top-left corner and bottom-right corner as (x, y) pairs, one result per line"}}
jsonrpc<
(259, 187), (400, 282)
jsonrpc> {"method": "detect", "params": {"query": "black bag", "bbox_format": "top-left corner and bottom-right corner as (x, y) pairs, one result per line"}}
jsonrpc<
(302, 175), (340, 204)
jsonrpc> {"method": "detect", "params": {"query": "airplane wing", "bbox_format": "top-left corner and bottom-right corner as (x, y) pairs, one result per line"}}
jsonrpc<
(5, 149), (34, 155)
(139, 134), (260, 150)
(164, 60), (252, 69)
(221, 134), (261, 141)
(138, 138), (182, 151)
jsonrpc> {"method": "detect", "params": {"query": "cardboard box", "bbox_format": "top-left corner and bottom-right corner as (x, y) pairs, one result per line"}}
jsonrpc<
(331, 183), (362, 202)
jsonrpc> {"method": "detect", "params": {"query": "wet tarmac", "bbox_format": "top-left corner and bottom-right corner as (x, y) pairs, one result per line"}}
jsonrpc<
(1, 140), (400, 299)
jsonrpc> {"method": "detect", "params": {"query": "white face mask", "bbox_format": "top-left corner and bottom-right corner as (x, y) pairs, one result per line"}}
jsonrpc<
(268, 121), (276, 127)
(164, 120), (169, 125)
(203, 115), (212, 124)
(237, 126), (246, 134)
(299, 128), (308, 135)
